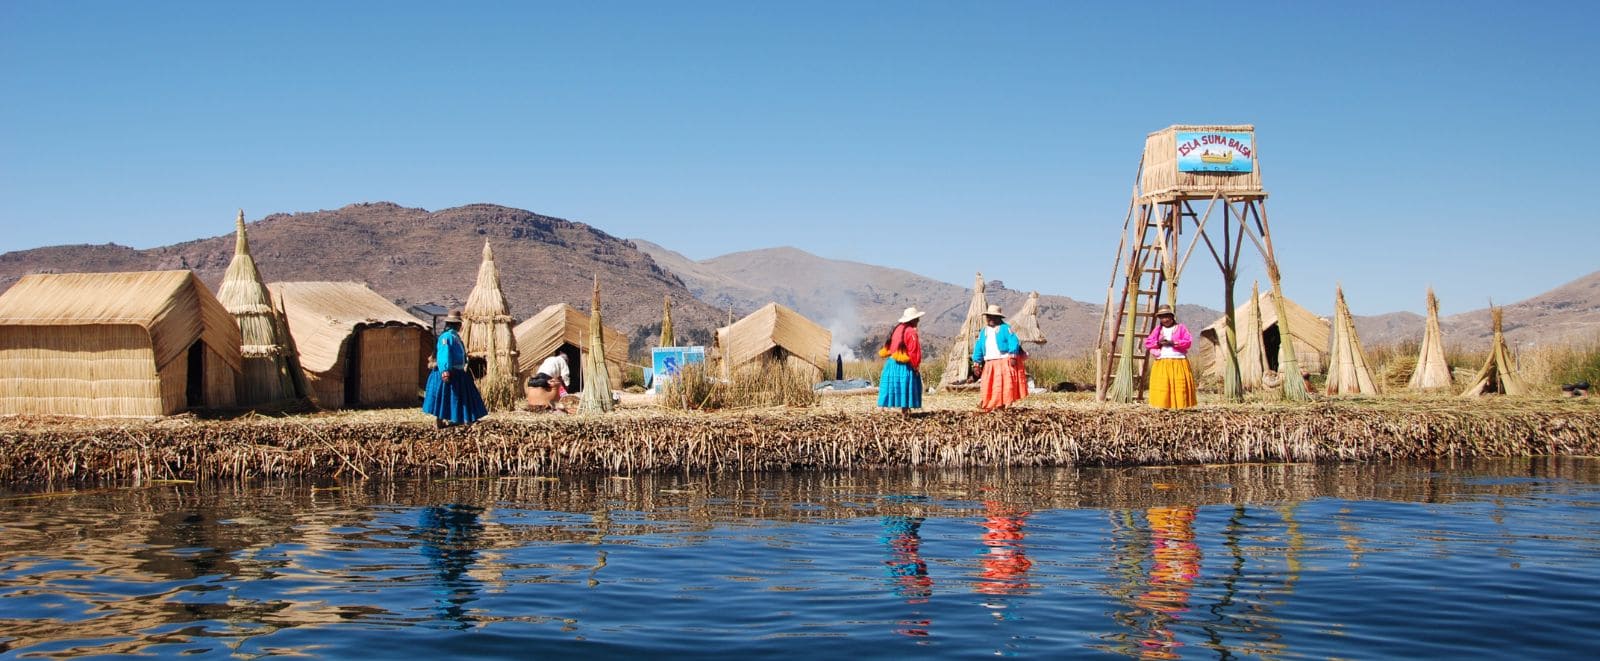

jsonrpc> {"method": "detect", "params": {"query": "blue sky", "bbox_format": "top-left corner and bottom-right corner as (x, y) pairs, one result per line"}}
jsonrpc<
(3, 1), (1596, 315)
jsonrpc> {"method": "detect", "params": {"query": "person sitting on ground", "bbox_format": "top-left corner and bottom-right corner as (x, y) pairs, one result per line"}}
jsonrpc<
(525, 349), (572, 411)
(1574, 381), (1591, 399)
(1143, 305), (1197, 409)
(971, 304), (1028, 412)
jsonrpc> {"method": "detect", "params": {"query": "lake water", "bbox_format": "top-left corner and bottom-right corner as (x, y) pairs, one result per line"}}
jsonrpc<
(2, 459), (1598, 658)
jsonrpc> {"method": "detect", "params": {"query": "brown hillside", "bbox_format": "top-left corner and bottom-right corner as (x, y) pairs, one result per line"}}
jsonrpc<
(0, 203), (727, 357)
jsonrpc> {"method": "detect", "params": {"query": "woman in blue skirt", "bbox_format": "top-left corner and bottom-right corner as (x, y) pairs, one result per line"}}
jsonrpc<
(423, 311), (488, 428)
(877, 307), (925, 415)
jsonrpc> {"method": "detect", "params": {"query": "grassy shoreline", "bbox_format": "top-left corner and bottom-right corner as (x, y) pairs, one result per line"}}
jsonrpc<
(2, 393), (1596, 483)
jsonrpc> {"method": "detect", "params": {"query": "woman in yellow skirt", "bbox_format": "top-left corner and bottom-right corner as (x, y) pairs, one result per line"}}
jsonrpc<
(1143, 306), (1197, 408)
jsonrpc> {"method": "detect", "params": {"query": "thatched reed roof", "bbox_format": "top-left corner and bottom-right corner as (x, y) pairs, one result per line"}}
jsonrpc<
(1140, 124), (1265, 201)
(512, 303), (628, 374)
(1011, 291), (1046, 344)
(268, 282), (426, 374)
(715, 302), (831, 373)
(216, 210), (272, 317)
(0, 270), (242, 372)
(1198, 288), (1330, 377)
(1461, 307), (1525, 397)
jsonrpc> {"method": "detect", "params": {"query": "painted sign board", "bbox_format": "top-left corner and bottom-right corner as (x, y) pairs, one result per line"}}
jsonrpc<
(651, 346), (706, 394)
(1176, 131), (1254, 173)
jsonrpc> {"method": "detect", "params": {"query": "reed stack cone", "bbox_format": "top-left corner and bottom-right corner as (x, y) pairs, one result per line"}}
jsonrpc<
(216, 209), (297, 405)
(580, 276), (615, 413)
(1408, 288), (1453, 391)
(1461, 307), (1525, 397)
(939, 272), (987, 391)
(462, 240), (520, 409)
(1325, 285), (1380, 395)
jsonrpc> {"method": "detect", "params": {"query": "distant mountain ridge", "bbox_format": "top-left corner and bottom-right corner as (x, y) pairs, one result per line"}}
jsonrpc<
(0, 203), (728, 356)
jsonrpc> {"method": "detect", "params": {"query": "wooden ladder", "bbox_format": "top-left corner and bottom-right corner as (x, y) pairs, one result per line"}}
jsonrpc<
(1102, 212), (1174, 398)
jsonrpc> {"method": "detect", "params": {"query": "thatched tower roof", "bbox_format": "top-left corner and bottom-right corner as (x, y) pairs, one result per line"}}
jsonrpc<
(938, 272), (987, 390)
(216, 210), (296, 405)
(715, 302), (831, 375)
(1325, 286), (1379, 395)
(0, 270), (242, 373)
(1461, 307), (1525, 397)
(1408, 287), (1452, 391)
(1011, 291), (1046, 344)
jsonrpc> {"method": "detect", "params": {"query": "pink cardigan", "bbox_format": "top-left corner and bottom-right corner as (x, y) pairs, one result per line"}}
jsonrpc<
(1144, 323), (1193, 355)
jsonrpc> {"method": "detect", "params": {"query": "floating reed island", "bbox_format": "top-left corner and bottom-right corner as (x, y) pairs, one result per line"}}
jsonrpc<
(1, 396), (1596, 483)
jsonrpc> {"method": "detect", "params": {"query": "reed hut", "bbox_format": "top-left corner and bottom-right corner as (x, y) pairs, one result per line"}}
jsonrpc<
(0, 271), (241, 417)
(1196, 289), (1330, 384)
(938, 273), (988, 390)
(512, 303), (628, 391)
(270, 281), (431, 409)
(1408, 287), (1452, 391)
(714, 302), (831, 382)
(1325, 286), (1379, 395)
(461, 241), (519, 410)
(1461, 307), (1525, 397)
(1011, 291), (1047, 345)
(215, 210), (298, 406)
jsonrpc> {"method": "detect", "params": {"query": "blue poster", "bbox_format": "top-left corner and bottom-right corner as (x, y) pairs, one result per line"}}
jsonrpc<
(651, 346), (706, 394)
(1176, 131), (1254, 173)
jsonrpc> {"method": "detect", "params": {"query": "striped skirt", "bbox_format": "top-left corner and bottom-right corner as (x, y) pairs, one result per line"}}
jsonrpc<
(1148, 358), (1197, 409)
(979, 356), (1029, 411)
(877, 360), (923, 409)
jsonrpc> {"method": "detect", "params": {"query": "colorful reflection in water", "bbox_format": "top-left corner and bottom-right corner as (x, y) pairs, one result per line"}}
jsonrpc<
(1, 459), (1599, 658)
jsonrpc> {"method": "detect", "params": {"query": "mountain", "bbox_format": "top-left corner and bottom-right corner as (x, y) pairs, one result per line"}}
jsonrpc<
(632, 242), (1218, 358)
(0, 203), (726, 355)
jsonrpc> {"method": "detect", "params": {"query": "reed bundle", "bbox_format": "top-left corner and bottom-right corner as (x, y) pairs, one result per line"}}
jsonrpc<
(461, 241), (520, 410)
(3, 399), (1595, 484)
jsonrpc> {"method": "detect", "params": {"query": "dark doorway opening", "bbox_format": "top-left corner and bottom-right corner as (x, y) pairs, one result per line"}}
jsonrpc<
(344, 331), (362, 408)
(559, 344), (583, 393)
(185, 342), (205, 409)
(1263, 326), (1282, 372)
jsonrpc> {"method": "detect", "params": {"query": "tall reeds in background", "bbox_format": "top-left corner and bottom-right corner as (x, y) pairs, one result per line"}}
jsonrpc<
(662, 361), (820, 410)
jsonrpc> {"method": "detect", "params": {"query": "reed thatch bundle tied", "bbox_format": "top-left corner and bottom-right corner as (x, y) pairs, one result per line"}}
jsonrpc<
(1461, 306), (1526, 397)
(462, 241), (520, 410)
(659, 295), (674, 348)
(579, 276), (615, 413)
(1409, 287), (1453, 391)
(216, 210), (297, 407)
(940, 272), (988, 390)
(1325, 285), (1380, 396)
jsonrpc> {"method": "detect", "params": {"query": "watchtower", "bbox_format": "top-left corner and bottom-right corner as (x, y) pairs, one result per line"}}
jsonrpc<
(1095, 125), (1311, 402)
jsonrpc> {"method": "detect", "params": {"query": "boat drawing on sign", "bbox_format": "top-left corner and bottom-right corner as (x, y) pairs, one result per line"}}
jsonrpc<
(1200, 150), (1233, 164)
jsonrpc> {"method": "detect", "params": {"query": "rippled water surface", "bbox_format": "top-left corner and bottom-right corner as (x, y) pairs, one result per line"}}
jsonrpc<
(3, 459), (1599, 658)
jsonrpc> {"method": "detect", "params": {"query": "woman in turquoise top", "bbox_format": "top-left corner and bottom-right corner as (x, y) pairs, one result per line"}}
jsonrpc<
(970, 304), (1029, 411)
(422, 311), (488, 428)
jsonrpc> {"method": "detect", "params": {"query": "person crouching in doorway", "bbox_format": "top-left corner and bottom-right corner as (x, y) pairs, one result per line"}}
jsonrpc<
(1144, 306), (1197, 409)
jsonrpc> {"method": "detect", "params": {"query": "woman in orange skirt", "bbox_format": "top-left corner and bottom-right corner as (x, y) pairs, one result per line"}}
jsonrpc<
(971, 305), (1029, 411)
(1144, 305), (1197, 408)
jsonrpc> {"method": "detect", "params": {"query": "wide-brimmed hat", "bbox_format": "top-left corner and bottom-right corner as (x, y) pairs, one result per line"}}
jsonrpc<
(897, 306), (926, 323)
(1155, 305), (1175, 317)
(443, 310), (463, 324)
(983, 304), (1005, 318)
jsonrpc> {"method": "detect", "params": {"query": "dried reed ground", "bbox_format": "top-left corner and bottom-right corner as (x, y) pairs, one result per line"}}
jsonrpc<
(2, 392), (1596, 483)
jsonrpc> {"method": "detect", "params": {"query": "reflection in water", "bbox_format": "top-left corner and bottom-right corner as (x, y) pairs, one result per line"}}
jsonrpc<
(975, 500), (1033, 603)
(1133, 506), (1200, 660)
(0, 459), (1598, 658)
(417, 503), (486, 628)
(880, 504), (933, 637)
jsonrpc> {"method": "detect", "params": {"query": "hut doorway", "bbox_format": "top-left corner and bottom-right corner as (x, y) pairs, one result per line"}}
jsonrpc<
(185, 342), (205, 409)
(560, 344), (583, 393)
(1263, 326), (1282, 372)
(344, 332), (363, 407)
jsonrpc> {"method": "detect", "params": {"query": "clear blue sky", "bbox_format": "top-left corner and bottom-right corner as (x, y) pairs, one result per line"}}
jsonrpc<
(3, 1), (1596, 315)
